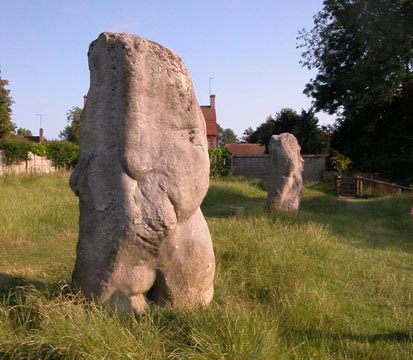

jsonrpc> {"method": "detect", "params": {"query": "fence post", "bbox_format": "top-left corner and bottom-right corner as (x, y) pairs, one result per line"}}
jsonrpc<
(357, 176), (363, 198)
(336, 176), (340, 195)
(355, 176), (358, 198)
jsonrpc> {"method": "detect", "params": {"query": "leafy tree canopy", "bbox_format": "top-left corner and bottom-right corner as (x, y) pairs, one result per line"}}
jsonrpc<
(0, 69), (15, 138)
(59, 106), (82, 144)
(248, 108), (326, 154)
(293, 109), (326, 154)
(240, 127), (254, 143)
(17, 128), (32, 136)
(217, 124), (239, 147)
(298, 0), (413, 182)
(248, 108), (300, 146)
(248, 117), (276, 146)
(298, 0), (413, 115)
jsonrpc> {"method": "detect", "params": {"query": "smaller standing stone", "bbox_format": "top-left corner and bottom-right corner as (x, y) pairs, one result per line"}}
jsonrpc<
(267, 133), (303, 211)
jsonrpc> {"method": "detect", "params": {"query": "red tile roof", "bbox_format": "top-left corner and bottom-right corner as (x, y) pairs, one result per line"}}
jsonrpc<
(225, 143), (266, 156)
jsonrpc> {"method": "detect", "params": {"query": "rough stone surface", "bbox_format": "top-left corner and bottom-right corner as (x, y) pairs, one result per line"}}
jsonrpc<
(70, 32), (215, 313)
(267, 133), (303, 211)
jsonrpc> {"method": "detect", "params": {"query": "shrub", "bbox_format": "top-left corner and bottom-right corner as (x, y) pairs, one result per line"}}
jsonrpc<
(0, 137), (31, 165)
(29, 143), (48, 157)
(208, 147), (231, 178)
(45, 141), (79, 169)
(330, 150), (351, 173)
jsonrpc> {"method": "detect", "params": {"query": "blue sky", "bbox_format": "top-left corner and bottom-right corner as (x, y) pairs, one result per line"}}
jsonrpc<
(0, 0), (333, 139)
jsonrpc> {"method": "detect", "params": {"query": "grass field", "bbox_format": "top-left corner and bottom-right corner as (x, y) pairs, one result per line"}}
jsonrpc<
(0, 173), (412, 359)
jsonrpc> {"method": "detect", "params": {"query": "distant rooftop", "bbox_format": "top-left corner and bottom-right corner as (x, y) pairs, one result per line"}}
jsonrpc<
(225, 143), (266, 156)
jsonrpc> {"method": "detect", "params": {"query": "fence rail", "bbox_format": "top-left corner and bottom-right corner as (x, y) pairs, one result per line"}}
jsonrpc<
(335, 176), (356, 197)
(336, 175), (413, 198)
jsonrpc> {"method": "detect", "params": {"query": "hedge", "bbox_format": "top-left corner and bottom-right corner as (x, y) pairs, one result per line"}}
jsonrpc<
(0, 138), (79, 169)
(208, 147), (231, 178)
(0, 138), (31, 165)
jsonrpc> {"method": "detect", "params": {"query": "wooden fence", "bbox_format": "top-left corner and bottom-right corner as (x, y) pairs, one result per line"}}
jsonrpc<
(336, 176), (413, 198)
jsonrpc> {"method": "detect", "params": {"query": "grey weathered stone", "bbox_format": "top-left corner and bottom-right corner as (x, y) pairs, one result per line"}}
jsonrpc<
(267, 133), (303, 211)
(70, 32), (215, 313)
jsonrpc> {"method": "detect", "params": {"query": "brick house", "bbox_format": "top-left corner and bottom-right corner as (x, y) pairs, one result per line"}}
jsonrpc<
(200, 94), (217, 148)
(25, 128), (45, 143)
(17, 128), (45, 143)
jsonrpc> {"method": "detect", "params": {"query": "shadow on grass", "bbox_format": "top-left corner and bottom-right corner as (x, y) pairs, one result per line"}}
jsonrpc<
(204, 178), (413, 252)
(0, 273), (47, 299)
(298, 193), (413, 253)
(201, 183), (267, 218)
(286, 328), (412, 344)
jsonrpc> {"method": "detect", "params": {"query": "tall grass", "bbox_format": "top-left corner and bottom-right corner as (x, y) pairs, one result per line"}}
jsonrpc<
(0, 174), (412, 359)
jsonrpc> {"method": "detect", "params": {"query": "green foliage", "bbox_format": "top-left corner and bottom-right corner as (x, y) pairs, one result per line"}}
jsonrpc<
(330, 149), (352, 173)
(0, 137), (79, 170)
(0, 137), (30, 165)
(16, 128), (32, 136)
(59, 106), (82, 144)
(248, 117), (276, 148)
(45, 141), (79, 169)
(249, 108), (326, 154)
(217, 123), (238, 147)
(0, 70), (15, 138)
(299, 0), (413, 182)
(0, 175), (412, 358)
(272, 107), (300, 134)
(29, 143), (48, 157)
(208, 147), (231, 178)
(240, 126), (254, 143)
(331, 91), (413, 182)
(293, 109), (325, 154)
(248, 108), (299, 148)
(298, 0), (413, 114)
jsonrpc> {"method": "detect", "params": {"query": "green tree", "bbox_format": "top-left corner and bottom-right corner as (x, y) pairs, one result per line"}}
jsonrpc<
(217, 123), (238, 147)
(272, 108), (300, 134)
(59, 106), (82, 144)
(240, 127), (254, 143)
(0, 138), (30, 165)
(249, 108), (325, 154)
(0, 70), (15, 138)
(293, 109), (325, 154)
(298, 0), (413, 181)
(45, 140), (79, 169)
(17, 128), (32, 136)
(249, 108), (300, 148)
(248, 117), (276, 147)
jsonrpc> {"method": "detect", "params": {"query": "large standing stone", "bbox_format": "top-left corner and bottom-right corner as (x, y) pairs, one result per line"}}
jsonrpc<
(267, 133), (303, 211)
(70, 33), (215, 313)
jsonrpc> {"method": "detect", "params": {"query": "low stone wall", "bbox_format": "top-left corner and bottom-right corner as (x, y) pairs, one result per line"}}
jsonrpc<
(231, 154), (327, 182)
(302, 155), (328, 182)
(231, 155), (269, 181)
(0, 151), (57, 175)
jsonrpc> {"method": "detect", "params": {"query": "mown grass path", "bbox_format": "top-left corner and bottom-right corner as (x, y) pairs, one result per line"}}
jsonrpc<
(0, 174), (412, 359)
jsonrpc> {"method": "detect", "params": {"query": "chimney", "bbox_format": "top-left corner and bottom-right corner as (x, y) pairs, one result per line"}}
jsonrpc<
(210, 94), (216, 109)
(39, 128), (44, 143)
(83, 95), (88, 107)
